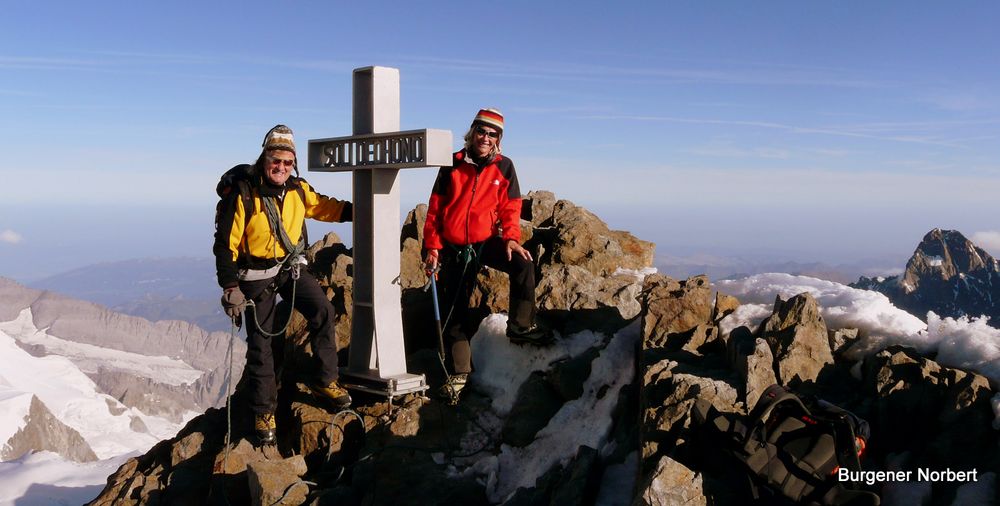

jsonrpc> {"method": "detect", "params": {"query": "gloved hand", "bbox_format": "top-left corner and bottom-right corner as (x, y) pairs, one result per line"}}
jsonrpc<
(424, 249), (439, 275)
(221, 287), (247, 319)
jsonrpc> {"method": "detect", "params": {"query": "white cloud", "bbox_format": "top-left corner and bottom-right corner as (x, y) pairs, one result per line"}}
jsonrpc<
(716, 273), (1000, 387)
(0, 230), (22, 245)
(972, 231), (1000, 257)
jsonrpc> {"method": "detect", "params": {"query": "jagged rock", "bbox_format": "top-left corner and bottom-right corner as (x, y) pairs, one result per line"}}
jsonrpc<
(209, 438), (282, 505)
(287, 387), (364, 466)
(247, 455), (309, 506)
(864, 346), (998, 472)
(743, 339), (778, 409)
(540, 199), (654, 277)
(712, 292), (740, 323)
(399, 205), (429, 290)
(727, 326), (779, 409)
(725, 325), (755, 371)
(852, 229), (1000, 324)
(640, 359), (739, 462)
(302, 232), (353, 351)
(2, 395), (98, 463)
(171, 431), (205, 467)
(641, 275), (713, 349)
(758, 293), (833, 385)
(828, 327), (859, 357)
(536, 264), (644, 331)
(523, 190), (557, 226)
(633, 455), (707, 506)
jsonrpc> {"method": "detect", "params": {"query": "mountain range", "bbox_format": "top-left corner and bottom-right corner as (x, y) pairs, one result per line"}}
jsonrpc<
(28, 257), (230, 332)
(0, 276), (245, 466)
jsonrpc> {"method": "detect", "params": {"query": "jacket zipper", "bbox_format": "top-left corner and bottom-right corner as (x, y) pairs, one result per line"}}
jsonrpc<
(465, 170), (480, 246)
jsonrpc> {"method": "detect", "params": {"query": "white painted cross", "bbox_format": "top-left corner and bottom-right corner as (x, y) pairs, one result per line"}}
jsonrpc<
(307, 66), (452, 398)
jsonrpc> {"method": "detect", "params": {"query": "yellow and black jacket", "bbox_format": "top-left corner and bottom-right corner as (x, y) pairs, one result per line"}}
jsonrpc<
(213, 176), (351, 289)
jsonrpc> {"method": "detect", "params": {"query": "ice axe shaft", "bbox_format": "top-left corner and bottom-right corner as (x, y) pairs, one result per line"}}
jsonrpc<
(425, 269), (446, 362)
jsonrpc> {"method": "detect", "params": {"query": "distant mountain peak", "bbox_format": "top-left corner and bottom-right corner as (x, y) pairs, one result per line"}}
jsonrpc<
(901, 229), (998, 293)
(852, 229), (1000, 325)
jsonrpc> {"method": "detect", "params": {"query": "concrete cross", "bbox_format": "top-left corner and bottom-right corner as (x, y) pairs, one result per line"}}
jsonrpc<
(307, 66), (452, 398)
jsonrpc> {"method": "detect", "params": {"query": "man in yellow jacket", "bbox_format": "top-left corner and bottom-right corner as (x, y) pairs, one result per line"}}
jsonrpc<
(213, 125), (353, 445)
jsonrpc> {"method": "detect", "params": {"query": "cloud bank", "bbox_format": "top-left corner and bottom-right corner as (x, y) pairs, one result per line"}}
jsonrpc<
(0, 230), (22, 245)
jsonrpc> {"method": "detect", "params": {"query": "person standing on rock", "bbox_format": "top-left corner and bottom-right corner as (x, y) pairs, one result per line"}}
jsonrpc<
(214, 124), (354, 445)
(422, 108), (553, 402)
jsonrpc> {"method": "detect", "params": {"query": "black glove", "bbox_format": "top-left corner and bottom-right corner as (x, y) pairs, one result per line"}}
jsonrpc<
(221, 287), (247, 319)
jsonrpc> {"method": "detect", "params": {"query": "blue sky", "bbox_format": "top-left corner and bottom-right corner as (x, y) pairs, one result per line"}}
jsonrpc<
(2, 1), (999, 281)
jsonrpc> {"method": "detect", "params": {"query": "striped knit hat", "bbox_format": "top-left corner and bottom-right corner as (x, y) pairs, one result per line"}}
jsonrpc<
(262, 124), (296, 153)
(472, 108), (504, 134)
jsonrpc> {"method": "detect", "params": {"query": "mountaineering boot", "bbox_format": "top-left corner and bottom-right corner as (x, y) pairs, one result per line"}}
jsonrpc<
(309, 379), (353, 410)
(437, 373), (468, 405)
(506, 322), (554, 346)
(254, 412), (277, 445)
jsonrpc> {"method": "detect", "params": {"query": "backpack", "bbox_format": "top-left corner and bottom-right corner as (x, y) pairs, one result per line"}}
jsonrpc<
(693, 384), (880, 506)
(214, 164), (309, 246)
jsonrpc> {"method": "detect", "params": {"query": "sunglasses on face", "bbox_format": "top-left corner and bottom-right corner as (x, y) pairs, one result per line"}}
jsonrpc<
(475, 127), (500, 139)
(267, 156), (295, 168)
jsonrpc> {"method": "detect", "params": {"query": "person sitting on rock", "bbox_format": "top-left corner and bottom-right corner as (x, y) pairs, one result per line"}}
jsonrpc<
(423, 108), (553, 402)
(214, 124), (354, 445)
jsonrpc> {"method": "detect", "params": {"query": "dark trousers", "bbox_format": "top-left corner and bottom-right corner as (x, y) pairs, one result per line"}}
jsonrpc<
(438, 236), (536, 374)
(241, 270), (338, 415)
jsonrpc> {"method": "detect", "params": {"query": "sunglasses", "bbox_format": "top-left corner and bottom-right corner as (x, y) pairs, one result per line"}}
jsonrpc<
(475, 126), (500, 139)
(267, 156), (295, 168)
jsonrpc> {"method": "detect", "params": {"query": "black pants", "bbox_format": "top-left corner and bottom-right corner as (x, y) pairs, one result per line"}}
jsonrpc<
(438, 236), (536, 374)
(241, 270), (338, 415)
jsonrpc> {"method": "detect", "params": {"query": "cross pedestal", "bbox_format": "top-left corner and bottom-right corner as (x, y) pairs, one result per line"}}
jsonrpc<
(307, 66), (452, 399)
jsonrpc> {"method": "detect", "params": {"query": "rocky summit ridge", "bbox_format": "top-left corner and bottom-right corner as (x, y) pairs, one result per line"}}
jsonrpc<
(85, 200), (998, 505)
(853, 228), (1000, 326)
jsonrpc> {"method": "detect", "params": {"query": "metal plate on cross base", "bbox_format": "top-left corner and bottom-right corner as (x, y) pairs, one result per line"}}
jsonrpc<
(339, 369), (428, 399)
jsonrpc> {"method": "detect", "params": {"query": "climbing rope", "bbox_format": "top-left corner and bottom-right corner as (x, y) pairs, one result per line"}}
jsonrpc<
(221, 316), (237, 477)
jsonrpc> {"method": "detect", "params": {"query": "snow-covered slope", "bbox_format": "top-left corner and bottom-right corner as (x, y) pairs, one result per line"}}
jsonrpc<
(0, 326), (196, 460)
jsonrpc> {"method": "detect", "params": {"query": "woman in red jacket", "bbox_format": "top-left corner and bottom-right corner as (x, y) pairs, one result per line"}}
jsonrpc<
(423, 108), (552, 401)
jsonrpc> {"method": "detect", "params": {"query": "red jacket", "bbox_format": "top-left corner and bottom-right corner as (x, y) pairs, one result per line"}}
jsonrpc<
(423, 151), (522, 249)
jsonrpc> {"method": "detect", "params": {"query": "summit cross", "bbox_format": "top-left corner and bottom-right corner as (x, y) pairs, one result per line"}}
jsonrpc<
(307, 66), (452, 398)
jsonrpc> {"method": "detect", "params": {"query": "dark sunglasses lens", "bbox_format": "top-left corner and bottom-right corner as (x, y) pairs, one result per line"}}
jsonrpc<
(476, 127), (499, 138)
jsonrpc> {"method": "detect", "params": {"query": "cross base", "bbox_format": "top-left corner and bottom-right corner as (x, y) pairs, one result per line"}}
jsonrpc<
(339, 369), (428, 400)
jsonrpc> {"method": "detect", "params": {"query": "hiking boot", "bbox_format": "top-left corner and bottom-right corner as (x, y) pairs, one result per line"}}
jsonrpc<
(254, 412), (277, 445)
(506, 323), (554, 345)
(309, 379), (352, 410)
(437, 373), (468, 405)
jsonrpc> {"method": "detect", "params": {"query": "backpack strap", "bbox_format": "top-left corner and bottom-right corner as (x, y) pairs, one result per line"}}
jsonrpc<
(234, 179), (254, 232)
(291, 180), (308, 246)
